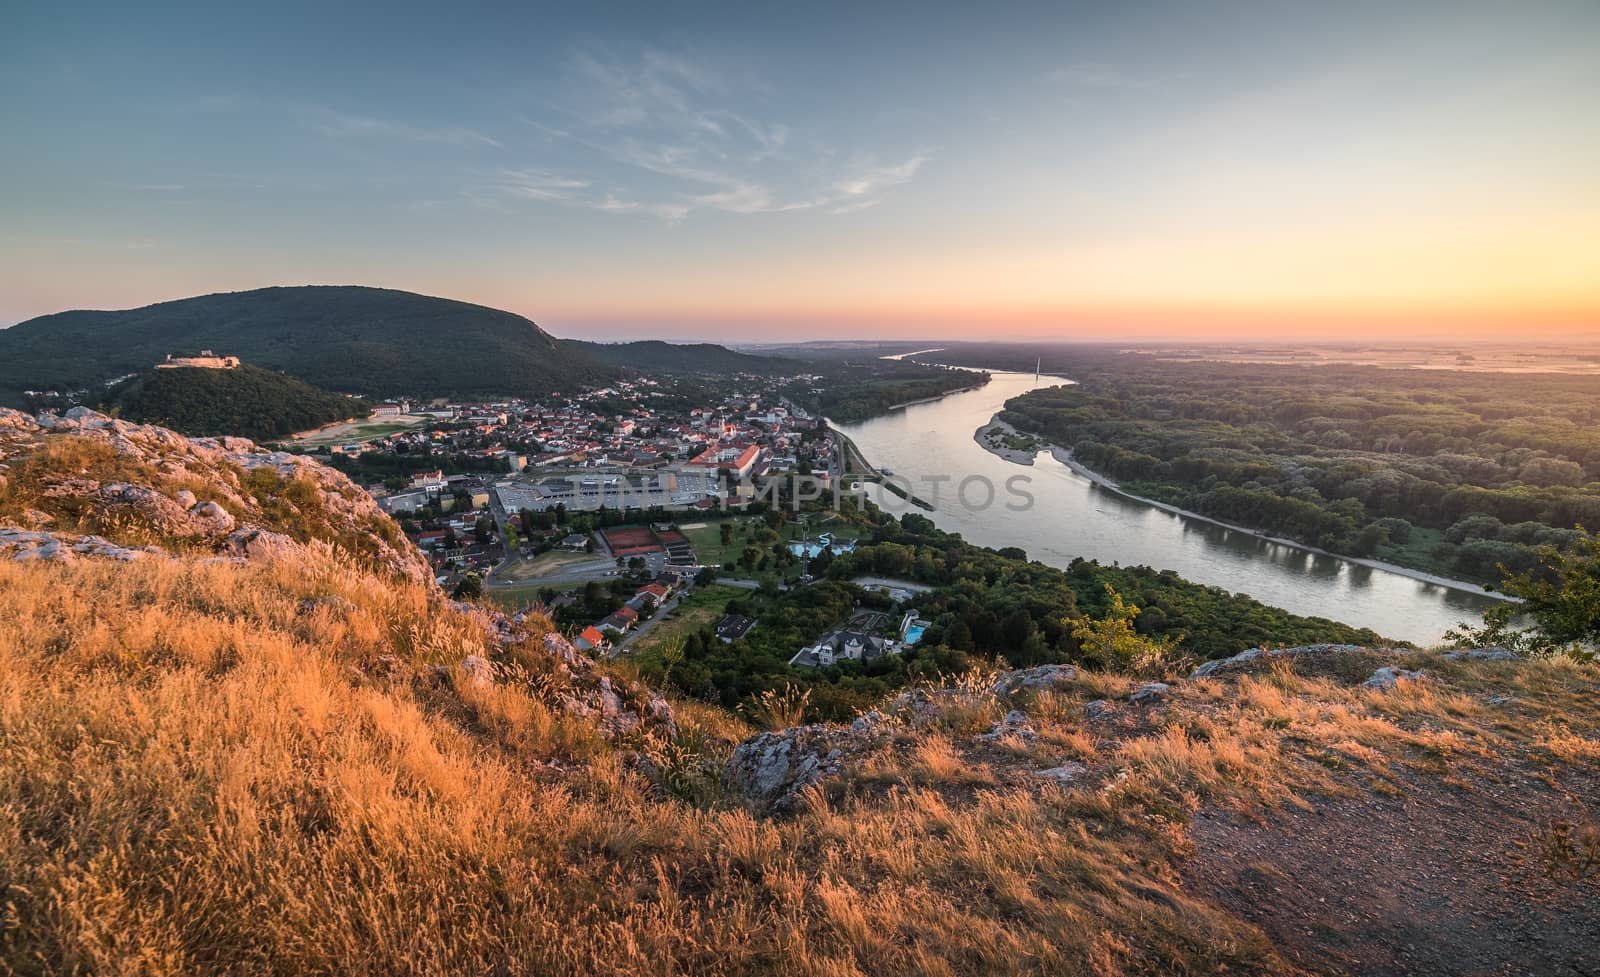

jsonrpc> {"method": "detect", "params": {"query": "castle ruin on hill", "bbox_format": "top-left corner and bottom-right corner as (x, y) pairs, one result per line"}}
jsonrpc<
(156, 350), (239, 369)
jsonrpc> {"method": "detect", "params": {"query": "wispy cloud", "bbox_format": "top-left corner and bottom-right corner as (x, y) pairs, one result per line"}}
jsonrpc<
(492, 167), (590, 201)
(832, 154), (929, 198)
(318, 110), (502, 148)
(487, 48), (930, 222)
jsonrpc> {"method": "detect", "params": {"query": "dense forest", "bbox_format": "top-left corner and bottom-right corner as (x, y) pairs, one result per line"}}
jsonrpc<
(0, 285), (615, 404)
(977, 349), (1600, 583)
(561, 339), (795, 375)
(786, 361), (990, 423)
(97, 365), (369, 440)
(634, 503), (1387, 722)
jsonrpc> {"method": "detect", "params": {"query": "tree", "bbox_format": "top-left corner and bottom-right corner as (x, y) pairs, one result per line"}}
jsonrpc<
(452, 573), (483, 600)
(1448, 528), (1600, 661)
(1374, 517), (1413, 545)
(1066, 585), (1182, 678)
(1353, 522), (1390, 556)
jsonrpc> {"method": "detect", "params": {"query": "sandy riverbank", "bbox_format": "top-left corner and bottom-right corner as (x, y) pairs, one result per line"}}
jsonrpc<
(973, 417), (1040, 465)
(971, 412), (1505, 601)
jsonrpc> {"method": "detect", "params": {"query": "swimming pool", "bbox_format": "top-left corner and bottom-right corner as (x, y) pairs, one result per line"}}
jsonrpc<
(903, 624), (926, 645)
(788, 538), (856, 558)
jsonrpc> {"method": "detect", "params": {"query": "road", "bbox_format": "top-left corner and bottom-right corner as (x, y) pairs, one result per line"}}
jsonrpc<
(606, 589), (688, 657)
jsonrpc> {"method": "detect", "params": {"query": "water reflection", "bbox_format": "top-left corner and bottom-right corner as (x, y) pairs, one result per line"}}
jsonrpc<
(833, 371), (1499, 644)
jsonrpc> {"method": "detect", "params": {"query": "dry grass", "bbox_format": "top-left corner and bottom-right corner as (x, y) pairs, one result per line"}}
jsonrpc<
(0, 547), (1300, 976)
(2, 542), (1596, 976)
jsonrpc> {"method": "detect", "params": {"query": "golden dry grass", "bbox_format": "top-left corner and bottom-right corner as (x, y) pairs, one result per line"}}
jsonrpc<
(2, 544), (1596, 976)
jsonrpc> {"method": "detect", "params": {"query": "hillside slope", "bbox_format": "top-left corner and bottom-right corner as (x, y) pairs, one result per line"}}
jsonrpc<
(563, 339), (799, 375)
(0, 285), (614, 403)
(1, 409), (1596, 976)
(97, 363), (370, 440)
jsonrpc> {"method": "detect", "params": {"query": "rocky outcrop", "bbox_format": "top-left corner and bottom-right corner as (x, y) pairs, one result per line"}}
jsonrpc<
(1035, 762), (1088, 783)
(726, 664), (1097, 815)
(0, 527), (163, 563)
(1129, 682), (1172, 705)
(724, 725), (853, 816)
(0, 407), (429, 582)
(1190, 644), (1404, 680)
(991, 664), (1078, 696)
(977, 710), (1036, 744)
(1363, 666), (1427, 690)
(450, 604), (678, 742)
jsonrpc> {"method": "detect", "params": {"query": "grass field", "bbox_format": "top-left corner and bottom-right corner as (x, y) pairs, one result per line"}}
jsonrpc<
(679, 519), (750, 568)
(680, 515), (858, 578)
(292, 414), (430, 447)
(628, 585), (744, 657)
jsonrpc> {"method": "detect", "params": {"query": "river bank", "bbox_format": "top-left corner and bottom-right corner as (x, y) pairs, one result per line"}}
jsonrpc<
(885, 380), (989, 413)
(834, 369), (1499, 644)
(974, 416), (1040, 465)
(964, 420), (1504, 602)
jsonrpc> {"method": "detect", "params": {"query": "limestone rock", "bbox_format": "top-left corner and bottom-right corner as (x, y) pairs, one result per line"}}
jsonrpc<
(1364, 666), (1427, 690)
(1191, 644), (1384, 679)
(992, 664), (1078, 696)
(225, 528), (300, 563)
(977, 710), (1036, 744)
(459, 655), (496, 690)
(0, 528), (160, 563)
(1083, 699), (1114, 720)
(850, 710), (891, 735)
(3, 407), (432, 584)
(1035, 762), (1089, 783)
(188, 500), (236, 535)
(724, 725), (849, 815)
(1129, 682), (1172, 705)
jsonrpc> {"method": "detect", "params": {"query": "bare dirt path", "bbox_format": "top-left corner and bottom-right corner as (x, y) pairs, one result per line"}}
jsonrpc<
(1185, 765), (1600, 977)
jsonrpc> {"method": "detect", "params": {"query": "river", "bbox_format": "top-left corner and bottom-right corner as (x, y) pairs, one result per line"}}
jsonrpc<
(831, 370), (1499, 645)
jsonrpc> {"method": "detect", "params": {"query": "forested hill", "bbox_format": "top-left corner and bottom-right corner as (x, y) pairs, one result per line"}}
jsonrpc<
(993, 351), (1600, 584)
(562, 339), (796, 375)
(97, 364), (370, 440)
(0, 286), (615, 404)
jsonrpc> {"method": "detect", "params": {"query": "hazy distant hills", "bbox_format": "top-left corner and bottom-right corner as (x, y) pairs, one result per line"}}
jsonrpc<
(563, 339), (797, 375)
(97, 363), (370, 441)
(0, 286), (616, 404)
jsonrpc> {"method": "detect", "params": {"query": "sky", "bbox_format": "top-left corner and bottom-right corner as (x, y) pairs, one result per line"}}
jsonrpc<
(3, 0), (1598, 342)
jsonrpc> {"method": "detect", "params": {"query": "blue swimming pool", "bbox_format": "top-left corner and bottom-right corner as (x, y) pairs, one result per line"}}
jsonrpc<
(789, 538), (856, 558)
(903, 624), (926, 645)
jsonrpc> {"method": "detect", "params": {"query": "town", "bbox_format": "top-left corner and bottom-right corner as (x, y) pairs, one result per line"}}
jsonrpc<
(285, 370), (929, 671)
